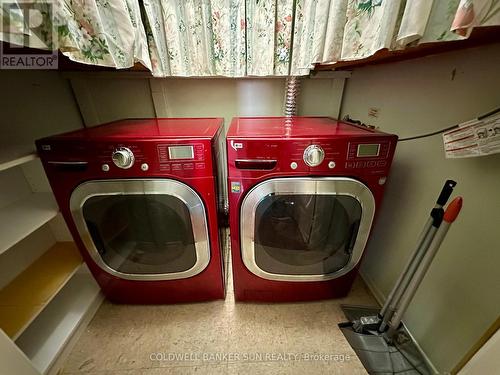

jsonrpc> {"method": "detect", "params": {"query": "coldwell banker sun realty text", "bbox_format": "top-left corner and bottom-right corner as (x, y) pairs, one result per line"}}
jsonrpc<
(149, 352), (352, 362)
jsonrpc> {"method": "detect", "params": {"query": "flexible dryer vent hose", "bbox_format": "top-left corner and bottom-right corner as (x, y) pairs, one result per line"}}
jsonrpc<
(284, 76), (301, 117)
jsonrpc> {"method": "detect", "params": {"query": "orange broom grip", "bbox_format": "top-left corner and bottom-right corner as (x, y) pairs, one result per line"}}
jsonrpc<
(443, 197), (463, 223)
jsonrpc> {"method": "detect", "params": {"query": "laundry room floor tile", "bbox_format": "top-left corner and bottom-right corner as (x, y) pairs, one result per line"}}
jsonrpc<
(61, 264), (375, 375)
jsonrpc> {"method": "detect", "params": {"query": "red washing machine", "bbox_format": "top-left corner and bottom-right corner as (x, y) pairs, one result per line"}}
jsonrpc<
(227, 117), (398, 302)
(36, 118), (226, 304)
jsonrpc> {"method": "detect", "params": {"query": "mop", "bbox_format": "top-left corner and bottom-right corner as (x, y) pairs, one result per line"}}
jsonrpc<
(339, 181), (463, 374)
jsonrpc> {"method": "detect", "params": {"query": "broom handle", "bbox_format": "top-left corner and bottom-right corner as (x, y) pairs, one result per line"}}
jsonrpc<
(385, 197), (463, 340)
(378, 180), (456, 332)
(378, 222), (436, 332)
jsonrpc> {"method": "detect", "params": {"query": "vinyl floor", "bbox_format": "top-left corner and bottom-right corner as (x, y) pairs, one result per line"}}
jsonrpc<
(61, 244), (377, 374)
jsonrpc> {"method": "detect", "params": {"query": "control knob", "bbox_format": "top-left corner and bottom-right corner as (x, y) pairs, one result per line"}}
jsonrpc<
(112, 147), (135, 169)
(303, 145), (325, 167)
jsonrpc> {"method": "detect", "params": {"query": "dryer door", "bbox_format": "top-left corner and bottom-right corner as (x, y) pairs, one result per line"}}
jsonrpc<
(70, 179), (210, 281)
(240, 177), (375, 282)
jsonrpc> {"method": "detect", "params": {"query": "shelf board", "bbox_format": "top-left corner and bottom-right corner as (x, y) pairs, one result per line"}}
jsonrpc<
(0, 242), (82, 339)
(0, 153), (38, 172)
(0, 192), (59, 255)
(15, 267), (102, 374)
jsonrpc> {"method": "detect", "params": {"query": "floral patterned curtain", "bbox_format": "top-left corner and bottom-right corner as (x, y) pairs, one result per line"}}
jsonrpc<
(141, 0), (295, 76)
(451, 0), (500, 36)
(292, 0), (500, 67)
(0, 0), (151, 69)
(340, 0), (403, 61)
(1, 0), (499, 76)
(58, 0), (151, 69)
(142, 0), (246, 76)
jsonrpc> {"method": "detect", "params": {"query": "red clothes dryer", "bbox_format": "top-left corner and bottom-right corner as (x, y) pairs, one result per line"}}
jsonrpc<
(227, 117), (398, 302)
(37, 118), (226, 304)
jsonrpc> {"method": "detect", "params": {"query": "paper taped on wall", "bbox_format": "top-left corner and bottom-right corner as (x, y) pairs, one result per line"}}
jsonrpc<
(443, 112), (500, 158)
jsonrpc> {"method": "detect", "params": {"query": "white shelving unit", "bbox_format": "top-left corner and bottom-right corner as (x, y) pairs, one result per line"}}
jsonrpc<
(0, 330), (40, 375)
(0, 152), (103, 375)
(0, 153), (38, 173)
(0, 242), (83, 340)
(0, 192), (58, 255)
(16, 266), (102, 374)
(0, 70), (99, 374)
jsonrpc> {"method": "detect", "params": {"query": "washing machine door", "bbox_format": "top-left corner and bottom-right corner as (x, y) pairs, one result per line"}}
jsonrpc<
(70, 179), (210, 281)
(240, 177), (375, 282)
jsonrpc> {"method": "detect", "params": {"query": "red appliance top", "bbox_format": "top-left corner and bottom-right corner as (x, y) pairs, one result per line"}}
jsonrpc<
(43, 118), (223, 141)
(227, 117), (385, 138)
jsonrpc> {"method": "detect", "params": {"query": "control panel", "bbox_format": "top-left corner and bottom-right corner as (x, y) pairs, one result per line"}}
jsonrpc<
(293, 140), (391, 171)
(157, 143), (205, 173)
(229, 138), (393, 175)
(344, 141), (391, 170)
(347, 141), (390, 160)
(94, 142), (208, 175)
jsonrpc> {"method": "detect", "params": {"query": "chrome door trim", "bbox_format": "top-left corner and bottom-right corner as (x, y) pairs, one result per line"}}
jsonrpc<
(240, 177), (375, 282)
(70, 179), (210, 281)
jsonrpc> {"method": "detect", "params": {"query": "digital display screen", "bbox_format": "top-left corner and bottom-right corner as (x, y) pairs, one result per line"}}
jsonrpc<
(357, 144), (380, 157)
(168, 146), (194, 160)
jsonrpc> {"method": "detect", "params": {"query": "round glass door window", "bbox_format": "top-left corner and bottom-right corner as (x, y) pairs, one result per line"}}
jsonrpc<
(70, 179), (210, 281)
(82, 194), (197, 275)
(254, 194), (362, 276)
(240, 177), (375, 281)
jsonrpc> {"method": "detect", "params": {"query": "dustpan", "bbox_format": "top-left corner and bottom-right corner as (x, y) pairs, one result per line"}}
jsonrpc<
(340, 305), (431, 374)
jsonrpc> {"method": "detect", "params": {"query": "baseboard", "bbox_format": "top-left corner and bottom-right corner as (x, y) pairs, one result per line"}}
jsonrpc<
(358, 270), (440, 375)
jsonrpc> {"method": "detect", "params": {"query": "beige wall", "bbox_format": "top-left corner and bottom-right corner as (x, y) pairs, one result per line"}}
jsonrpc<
(340, 43), (500, 373)
(66, 75), (346, 129)
(0, 71), (83, 159)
